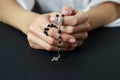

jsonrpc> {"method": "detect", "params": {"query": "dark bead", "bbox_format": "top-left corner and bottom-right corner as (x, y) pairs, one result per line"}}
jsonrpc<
(44, 31), (48, 36)
(44, 28), (49, 31)
(59, 41), (61, 44)
(58, 46), (61, 48)
(59, 36), (61, 39)
(58, 30), (61, 33)
(47, 24), (51, 27)
(44, 31), (47, 34)
(61, 14), (64, 17)
(56, 14), (59, 17)
(51, 24), (54, 27)
(46, 28), (49, 31)
(53, 25), (57, 28)
(45, 32), (48, 36)
(44, 28), (46, 31)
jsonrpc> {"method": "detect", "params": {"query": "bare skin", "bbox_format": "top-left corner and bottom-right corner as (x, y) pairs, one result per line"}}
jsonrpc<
(0, 0), (120, 51)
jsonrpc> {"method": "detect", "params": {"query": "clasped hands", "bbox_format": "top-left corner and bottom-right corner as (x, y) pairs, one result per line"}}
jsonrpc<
(27, 6), (90, 51)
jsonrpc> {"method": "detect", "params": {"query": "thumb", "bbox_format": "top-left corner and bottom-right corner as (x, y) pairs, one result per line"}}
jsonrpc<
(61, 5), (75, 16)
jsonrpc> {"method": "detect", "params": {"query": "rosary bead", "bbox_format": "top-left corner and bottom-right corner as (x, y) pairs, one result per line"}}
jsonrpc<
(58, 46), (61, 48)
(44, 28), (46, 31)
(56, 14), (59, 17)
(62, 14), (64, 17)
(44, 30), (46, 33)
(47, 24), (51, 27)
(59, 36), (61, 39)
(44, 31), (48, 36)
(59, 41), (61, 44)
(53, 25), (57, 28)
(58, 30), (61, 33)
(44, 28), (49, 31)
(46, 28), (49, 31)
(46, 33), (48, 36)
(51, 24), (54, 27)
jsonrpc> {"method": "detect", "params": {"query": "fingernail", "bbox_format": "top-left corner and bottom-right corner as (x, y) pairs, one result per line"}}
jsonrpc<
(69, 39), (76, 43)
(50, 17), (56, 22)
(62, 9), (69, 15)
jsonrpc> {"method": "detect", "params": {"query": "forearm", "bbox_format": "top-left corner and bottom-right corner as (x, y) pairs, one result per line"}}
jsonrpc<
(0, 0), (39, 34)
(86, 2), (120, 30)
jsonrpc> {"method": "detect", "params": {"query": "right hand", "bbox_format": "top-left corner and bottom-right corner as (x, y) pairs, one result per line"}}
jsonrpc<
(26, 12), (77, 51)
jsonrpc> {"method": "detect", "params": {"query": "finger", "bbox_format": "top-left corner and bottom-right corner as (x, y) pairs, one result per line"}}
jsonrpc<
(34, 14), (50, 30)
(28, 40), (43, 49)
(63, 12), (88, 26)
(48, 27), (76, 43)
(27, 33), (68, 51)
(27, 32), (57, 51)
(72, 32), (88, 40)
(47, 31), (74, 48)
(28, 20), (75, 48)
(27, 33), (71, 51)
(49, 28), (77, 45)
(62, 22), (90, 34)
(62, 33), (76, 44)
(35, 13), (60, 30)
(72, 22), (90, 33)
(28, 35), (77, 51)
(49, 12), (63, 23)
(28, 23), (56, 46)
(29, 40), (71, 51)
(61, 5), (76, 16)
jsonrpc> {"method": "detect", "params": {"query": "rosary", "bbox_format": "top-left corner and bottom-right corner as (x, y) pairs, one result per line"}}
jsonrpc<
(44, 14), (64, 61)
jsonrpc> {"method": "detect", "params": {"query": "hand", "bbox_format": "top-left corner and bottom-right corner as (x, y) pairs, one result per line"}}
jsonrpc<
(61, 6), (90, 46)
(27, 12), (77, 51)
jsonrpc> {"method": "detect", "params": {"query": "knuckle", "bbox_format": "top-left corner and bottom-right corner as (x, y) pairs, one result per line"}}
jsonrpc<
(28, 25), (34, 32)
(72, 18), (78, 25)
(62, 35), (68, 42)
(46, 45), (54, 51)
(86, 23), (91, 31)
(84, 32), (88, 39)
(48, 29), (54, 36)
(29, 44), (39, 49)
(33, 46), (39, 49)
(79, 12), (88, 22)
(48, 38), (56, 45)
(84, 14), (88, 20)
(29, 42), (34, 48)
(27, 35), (36, 48)
(30, 44), (34, 48)
(80, 12), (88, 20)
(67, 27), (75, 34)
(27, 33), (32, 41)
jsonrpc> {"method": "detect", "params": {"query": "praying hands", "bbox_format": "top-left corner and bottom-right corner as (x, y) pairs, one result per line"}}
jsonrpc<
(1, 0), (119, 51)
(27, 6), (89, 51)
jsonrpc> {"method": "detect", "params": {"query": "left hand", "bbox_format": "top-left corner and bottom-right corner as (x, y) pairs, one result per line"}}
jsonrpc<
(60, 6), (90, 46)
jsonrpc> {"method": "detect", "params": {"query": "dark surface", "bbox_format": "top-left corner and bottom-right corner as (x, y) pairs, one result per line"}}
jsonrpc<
(0, 22), (120, 80)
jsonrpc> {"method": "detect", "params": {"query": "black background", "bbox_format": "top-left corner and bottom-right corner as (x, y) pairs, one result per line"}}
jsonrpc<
(0, 22), (120, 80)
